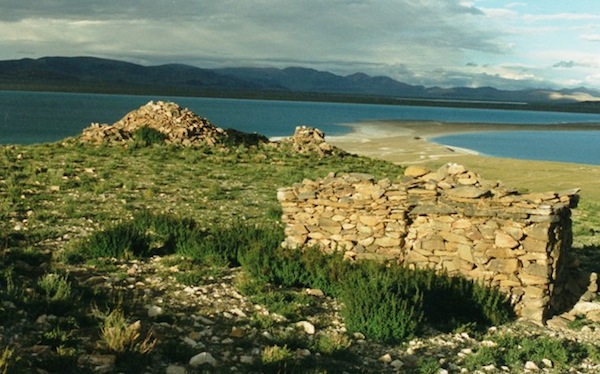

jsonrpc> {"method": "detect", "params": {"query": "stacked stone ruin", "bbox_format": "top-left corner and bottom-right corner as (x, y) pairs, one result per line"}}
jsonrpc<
(276, 126), (339, 157)
(277, 163), (581, 322)
(79, 101), (227, 146)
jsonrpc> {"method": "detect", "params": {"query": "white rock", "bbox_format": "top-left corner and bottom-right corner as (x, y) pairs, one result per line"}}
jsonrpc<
(571, 301), (600, 315)
(306, 288), (325, 297)
(240, 355), (254, 364)
(166, 365), (187, 374)
(482, 364), (496, 371)
(524, 361), (539, 371)
(147, 305), (164, 318)
(542, 358), (553, 368)
(229, 308), (247, 317)
(189, 352), (217, 367)
(297, 321), (316, 335)
(296, 349), (311, 357)
(481, 340), (497, 347)
(378, 353), (393, 363)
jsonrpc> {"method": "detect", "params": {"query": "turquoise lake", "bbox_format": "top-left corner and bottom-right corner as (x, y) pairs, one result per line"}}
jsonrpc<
(2, 90), (600, 165)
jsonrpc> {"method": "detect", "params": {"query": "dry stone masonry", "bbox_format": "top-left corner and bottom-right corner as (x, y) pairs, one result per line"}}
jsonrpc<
(275, 126), (340, 157)
(80, 101), (227, 146)
(278, 163), (581, 323)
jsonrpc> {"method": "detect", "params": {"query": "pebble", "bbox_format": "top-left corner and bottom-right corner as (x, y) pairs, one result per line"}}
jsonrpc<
(297, 320), (316, 335)
(524, 361), (539, 371)
(148, 305), (164, 317)
(189, 352), (217, 367)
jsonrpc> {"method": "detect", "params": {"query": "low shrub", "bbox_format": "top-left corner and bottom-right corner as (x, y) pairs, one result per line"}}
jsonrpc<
(338, 262), (425, 342)
(260, 344), (295, 369)
(464, 334), (594, 371)
(72, 221), (150, 260)
(68, 212), (283, 265)
(131, 127), (166, 147)
(67, 212), (514, 345)
(96, 307), (157, 355)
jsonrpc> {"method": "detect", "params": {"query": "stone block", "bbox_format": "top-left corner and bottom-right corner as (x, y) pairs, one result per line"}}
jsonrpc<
(359, 215), (380, 227)
(519, 272), (549, 286)
(405, 251), (429, 263)
(374, 237), (401, 247)
(421, 238), (445, 251)
(485, 247), (513, 258)
(523, 237), (548, 253)
(457, 245), (475, 263)
(404, 165), (430, 177)
(524, 263), (550, 278)
(495, 231), (519, 248)
(440, 231), (472, 244)
(488, 258), (520, 273)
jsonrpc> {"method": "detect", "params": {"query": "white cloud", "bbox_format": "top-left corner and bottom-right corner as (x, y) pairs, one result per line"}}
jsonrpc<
(523, 13), (600, 22)
(1, 0), (600, 89)
(581, 34), (600, 42)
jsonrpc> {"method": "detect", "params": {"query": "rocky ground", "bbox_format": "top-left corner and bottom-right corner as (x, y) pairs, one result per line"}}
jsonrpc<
(9, 258), (600, 373)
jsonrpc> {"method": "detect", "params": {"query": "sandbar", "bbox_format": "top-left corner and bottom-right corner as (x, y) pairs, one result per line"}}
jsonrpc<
(327, 120), (600, 200)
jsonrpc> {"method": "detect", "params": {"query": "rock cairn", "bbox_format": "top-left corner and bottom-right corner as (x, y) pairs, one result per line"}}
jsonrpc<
(276, 126), (339, 157)
(277, 163), (581, 322)
(80, 101), (227, 146)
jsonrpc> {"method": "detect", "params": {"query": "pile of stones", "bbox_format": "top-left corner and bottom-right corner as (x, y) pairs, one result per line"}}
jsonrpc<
(79, 101), (227, 147)
(79, 102), (341, 159)
(275, 126), (341, 157)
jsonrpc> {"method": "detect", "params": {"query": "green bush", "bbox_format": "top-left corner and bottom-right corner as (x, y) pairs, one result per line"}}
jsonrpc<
(68, 212), (283, 265)
(465, 334), (593, 371)
(240, 245), (348, 295)
(223, 128), (268, 147)
(338, 262), (425, 342)
(75, 221), (150, 259)
(420, 271), (515, 330)
(66, 212), (514, 345)
(131, 127), (166, 147)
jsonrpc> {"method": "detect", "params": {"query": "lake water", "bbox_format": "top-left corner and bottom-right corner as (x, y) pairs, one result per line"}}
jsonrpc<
(432, 130), (600, 165)
(2, 90), (600, 164)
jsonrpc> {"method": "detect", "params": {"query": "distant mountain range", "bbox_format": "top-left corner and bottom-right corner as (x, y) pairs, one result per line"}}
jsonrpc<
(2, 56), (600, 107)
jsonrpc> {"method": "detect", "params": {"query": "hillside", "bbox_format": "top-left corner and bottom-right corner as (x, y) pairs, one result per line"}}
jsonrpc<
(2, 102), (600, 372)
(3, 56), (600, 111)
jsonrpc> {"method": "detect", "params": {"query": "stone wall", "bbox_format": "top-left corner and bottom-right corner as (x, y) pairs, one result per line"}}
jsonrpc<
(277, 163), (580, 322)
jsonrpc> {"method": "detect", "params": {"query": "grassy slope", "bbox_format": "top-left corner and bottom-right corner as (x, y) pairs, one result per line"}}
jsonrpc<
(0, 140), (405, 247)
(1, 138), (600, 372)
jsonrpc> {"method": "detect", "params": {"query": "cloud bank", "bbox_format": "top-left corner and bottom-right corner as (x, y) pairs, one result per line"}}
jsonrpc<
(1, 0), (600, 89)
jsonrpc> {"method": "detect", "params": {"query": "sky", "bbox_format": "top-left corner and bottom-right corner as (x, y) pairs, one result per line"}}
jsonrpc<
(2, 0), (600, 91)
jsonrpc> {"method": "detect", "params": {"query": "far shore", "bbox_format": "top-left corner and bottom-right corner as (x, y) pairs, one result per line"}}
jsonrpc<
(327, 120), (600, 201)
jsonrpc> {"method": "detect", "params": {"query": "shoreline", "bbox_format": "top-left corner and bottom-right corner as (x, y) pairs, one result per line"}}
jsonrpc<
(327, 120), (600, 200)
(328, 119), (600, 163)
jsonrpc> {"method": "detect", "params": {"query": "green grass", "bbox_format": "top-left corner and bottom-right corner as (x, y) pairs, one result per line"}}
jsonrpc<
(464, 333), (599, 371)
(2, 135), (600, 373)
